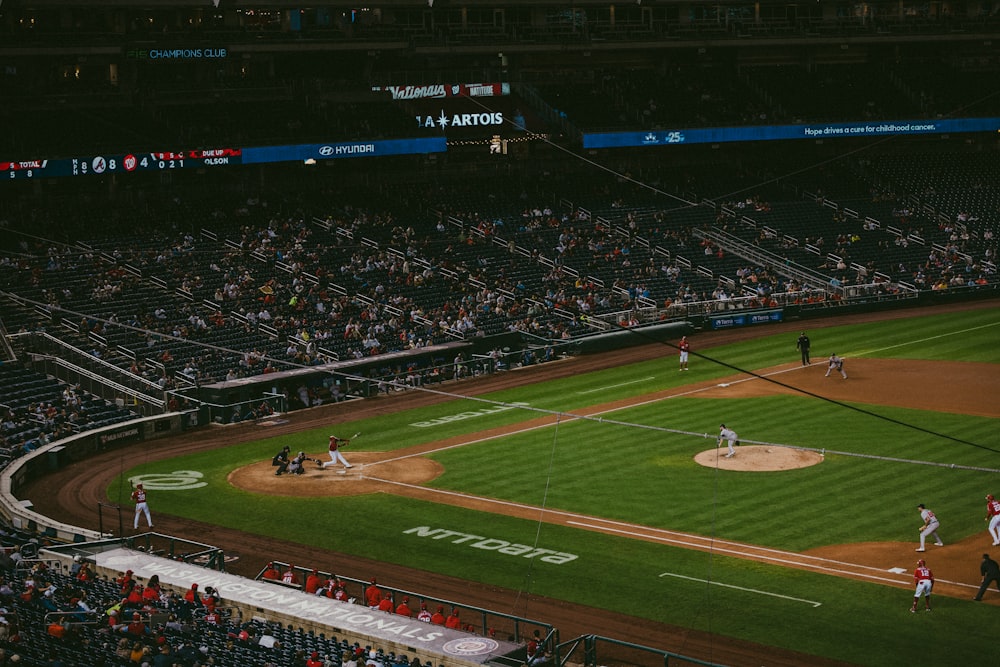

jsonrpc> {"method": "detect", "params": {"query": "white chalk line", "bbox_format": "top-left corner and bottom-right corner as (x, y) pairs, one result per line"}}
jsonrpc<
(567, 520), (908, 586)
(363, 474), (974, 590)
(374, 375), (779, 468)
(376, 318), (999, 468)
(365, 320), (992, 591)
(852, 319), (1000, 357)
(657, 572), (822, 607)
(577, 376), (656, 394)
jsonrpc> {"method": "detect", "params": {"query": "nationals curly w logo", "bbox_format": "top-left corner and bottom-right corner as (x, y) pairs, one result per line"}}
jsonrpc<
(128, 470), (206, 491)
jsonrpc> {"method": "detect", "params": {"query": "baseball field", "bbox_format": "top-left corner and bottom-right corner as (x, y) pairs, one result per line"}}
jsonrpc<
(26, 301), (1000, 666)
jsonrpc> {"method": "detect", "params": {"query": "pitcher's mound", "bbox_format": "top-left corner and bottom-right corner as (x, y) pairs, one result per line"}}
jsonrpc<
(694, 446), (823, 471)
(228, 452), (444, 497)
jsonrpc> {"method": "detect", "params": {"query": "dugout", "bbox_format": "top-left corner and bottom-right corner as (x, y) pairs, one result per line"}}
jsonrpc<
(185, 340), (476, 424)
(38, 545), (529, 667)
(180, 331), (553, 425)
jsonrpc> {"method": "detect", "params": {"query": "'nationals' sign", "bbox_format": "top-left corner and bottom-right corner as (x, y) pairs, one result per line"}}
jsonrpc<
(374, 82), (510, 100)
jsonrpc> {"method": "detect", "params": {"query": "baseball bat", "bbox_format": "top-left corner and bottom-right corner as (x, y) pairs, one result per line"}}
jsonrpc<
(350, 432), (361, 440)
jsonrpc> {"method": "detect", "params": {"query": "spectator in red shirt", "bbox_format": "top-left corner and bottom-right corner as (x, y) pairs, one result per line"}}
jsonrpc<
(126, 584), (144, 606)
(306, 650), (324, 667)
(117, 570), (134, 592)
(202, 586), (220, 611)
(184, 583), (203, 608)
(122, 612), (148, 637)
(143, 576), (162, 605)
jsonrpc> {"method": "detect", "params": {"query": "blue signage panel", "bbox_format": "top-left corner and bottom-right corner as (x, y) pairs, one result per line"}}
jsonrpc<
(1, 139), (448, 181)
(710, 309), (784, 330)
(243, 137), (448, 165)
(583, 117), (1000, 149)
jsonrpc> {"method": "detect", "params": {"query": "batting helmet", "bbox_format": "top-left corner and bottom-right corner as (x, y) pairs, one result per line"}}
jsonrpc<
(988, 494), (995, 501)
(917, 559), (925, 567)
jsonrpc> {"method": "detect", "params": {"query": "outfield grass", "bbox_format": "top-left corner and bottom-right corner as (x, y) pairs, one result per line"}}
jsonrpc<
(114, 306), (1000, 665)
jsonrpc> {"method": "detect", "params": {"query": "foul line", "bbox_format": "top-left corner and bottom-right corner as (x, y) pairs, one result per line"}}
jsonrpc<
(566, 520), (905, 586)
(853, 320), (1000, 357)
(370, 362), (999, 472)
(368, 474), (976, 591)
(658, 572), (822, 607)
(577, 376), (656, 394)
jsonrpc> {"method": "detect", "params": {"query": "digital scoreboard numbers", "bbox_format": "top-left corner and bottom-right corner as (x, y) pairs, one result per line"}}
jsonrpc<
(1, 160), (50, 180)
(2, 148), (242, 180)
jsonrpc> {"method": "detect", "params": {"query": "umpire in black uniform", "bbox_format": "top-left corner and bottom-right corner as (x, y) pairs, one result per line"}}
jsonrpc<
(974, 553), (1000, 600)
(272, 445), (291, 475)
(796, 332), (811, 365)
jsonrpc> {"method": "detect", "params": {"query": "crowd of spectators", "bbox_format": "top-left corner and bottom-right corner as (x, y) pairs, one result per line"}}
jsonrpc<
(1, 143), (996, 406)
(0, 363), (137, 470)
(0, 529), (552, 667)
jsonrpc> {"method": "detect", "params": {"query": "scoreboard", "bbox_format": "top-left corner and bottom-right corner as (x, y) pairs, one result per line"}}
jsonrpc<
(0, 138), (447, 181)
(1, 148), (243, 180)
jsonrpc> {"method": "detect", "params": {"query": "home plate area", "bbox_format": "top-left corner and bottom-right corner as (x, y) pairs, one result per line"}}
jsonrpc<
(227, 452), (444, 497)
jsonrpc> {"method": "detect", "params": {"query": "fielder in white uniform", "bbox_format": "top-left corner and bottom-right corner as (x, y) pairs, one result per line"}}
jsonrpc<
(718, 424), (739, 458)
(916, 503), (943, 551)
(824, 353), (847, 379)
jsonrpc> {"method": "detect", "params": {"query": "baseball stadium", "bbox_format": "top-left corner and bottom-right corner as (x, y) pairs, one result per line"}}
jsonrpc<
(1, 2), (999, 666)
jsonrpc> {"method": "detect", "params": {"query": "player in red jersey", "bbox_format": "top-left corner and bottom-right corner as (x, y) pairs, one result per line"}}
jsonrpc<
(130, 483), (152, 530)
(985, 494), (1000, 546)
(910, 559), (934, 612)
(304, 569), (322, 594)
(430, 606), (446, 625)
(395, 596), (413, 617)
(678, 336), (691, 371)
(322, 435), (353, 470)
(365, 578), (382, 608)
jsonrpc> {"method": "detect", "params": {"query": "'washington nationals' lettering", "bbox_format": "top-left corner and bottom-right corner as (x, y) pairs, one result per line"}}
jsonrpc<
(409, 402), (529, 428)
(141, 562), (444, 641)
(404, 526), (577, 564)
